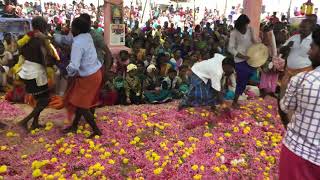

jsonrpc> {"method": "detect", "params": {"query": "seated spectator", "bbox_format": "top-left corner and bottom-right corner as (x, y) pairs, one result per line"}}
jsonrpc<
(111, 50), (130, 76)
(221, 70), (236, 100)
(0, 42), (13, 91)
(158, 52), (174, 77)
(161, 69), (182, 99)
(170, 49), (183, 71)
(100, 71), (118, 106)
(144, 64), (172, 104)
(124, 64), (143, 105)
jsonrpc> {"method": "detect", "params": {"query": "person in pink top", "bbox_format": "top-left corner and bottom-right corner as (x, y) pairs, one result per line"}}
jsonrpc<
(259, 23), (279, 97)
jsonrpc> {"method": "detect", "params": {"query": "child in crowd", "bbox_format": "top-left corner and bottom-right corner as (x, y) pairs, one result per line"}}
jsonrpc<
(113, 73), (126, 105)
(100, 71), (118, 106)
(161, 69), (182, 99)
(3, 33), (18, 58)
(159, 52), (174, 76)
(170, 49), (183, 71)
(132, 40), (146, 62)
(178, 65), (191, 97)
(221, 70), (236, 100)
(124, 64), (143, 105)
(111, 50), (130, 77)
(144, 53), (155, 68)
(0, 42), (13, 91)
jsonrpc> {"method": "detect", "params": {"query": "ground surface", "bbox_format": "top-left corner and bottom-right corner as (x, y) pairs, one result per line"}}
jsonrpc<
(0, 98), (284, 179)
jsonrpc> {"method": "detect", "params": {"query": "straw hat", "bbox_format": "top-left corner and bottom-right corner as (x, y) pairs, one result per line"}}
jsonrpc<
(246, 43), (269, 68)
(147, 64), (157, 73)
(127, 64), (137, 72)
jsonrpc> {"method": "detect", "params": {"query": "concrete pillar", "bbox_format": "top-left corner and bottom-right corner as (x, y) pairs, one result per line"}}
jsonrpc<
(104, 0), (130, 56)
(243, 0), (262, 37)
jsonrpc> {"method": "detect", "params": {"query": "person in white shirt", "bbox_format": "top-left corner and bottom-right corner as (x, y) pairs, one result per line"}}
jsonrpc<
(179, 54), (235, 110)
(228, 14), (259, 108)
(63, 17), (102, 138)
(280, 19), (314, 99)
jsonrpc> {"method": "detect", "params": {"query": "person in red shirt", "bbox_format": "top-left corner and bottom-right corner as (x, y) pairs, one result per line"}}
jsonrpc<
(269, 12), (280, 24)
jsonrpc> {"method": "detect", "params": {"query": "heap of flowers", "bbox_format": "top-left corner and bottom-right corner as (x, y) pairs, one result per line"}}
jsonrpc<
(0, 98), (284, 179)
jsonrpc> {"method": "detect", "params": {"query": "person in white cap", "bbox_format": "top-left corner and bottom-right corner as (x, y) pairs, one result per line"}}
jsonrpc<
(124, 64), (142, 105)
(144, 64), (173, 104)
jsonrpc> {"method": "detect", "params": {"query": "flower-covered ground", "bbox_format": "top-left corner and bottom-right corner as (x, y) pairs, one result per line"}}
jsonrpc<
(0, 98), (284, 179)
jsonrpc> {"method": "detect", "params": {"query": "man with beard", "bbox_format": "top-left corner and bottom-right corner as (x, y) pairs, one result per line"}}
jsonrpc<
(279, 27), (320, 180)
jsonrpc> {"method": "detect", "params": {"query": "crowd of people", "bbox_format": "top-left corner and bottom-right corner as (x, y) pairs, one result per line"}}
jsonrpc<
(0, 10), (317, 121)
(2, 0), (239, 32)
(1, 0), (320, 177)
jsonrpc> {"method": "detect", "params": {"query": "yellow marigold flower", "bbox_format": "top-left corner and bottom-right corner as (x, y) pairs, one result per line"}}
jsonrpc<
(119, 149), (126, 155)
(134, 136), (141, 142)
(142, 114), (148, 120)
(123, 158), (129, 164)
(218, 137), (224, 141)
(0, 165), (7, 174)
(65, 148), (72, 155)
(85, 154), (92, 158)
(0, 146), (7, 151)
(153, 167), (163, 175)
(50, 157), (58, 163)
(104, 152), (112, 158)
(212, 166), (221, 173)
(45, 175), (55, 180)
(203, 133), (213, 137)
(256, 140), (263, 147)
(218, 148), (225, 154)
(260, 150), (267, 157)
(220, 164), (227, 169)
(191, 165), (198, 171)
(224, 132), (232, 137)
(267, 105), (273, 109)
(80, 149), (85, 155)
(266, 113), (272, 118)
(193, 174), (202, 180)
(32, 169), (42, 178)
(233, 127), (239, 132)
(21, 155), (28, 159)
(60, 168), (66, 173)
(177, 141), (185, 147)
(108, 159), (115, 165)
(6, 131), (18, 137)
(200, 165), (205, 171)
(215, 152), (222, 157)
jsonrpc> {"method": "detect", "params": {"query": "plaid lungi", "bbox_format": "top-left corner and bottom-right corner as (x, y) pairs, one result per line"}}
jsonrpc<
(181, 73), (218, 107)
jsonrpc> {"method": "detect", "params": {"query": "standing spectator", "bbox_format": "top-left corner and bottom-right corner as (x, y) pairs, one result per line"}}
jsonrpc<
(228, 14), (259, 108)
(279, 27), (320, 180)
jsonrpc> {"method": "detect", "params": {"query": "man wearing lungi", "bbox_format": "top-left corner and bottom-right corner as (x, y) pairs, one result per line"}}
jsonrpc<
(63, 17), (103, 138)
(179, 54), (234, 110)
(18, 17), (51, 131)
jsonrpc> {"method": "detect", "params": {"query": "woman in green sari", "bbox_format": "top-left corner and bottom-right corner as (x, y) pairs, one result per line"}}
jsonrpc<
(143, 64), (172, 104)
